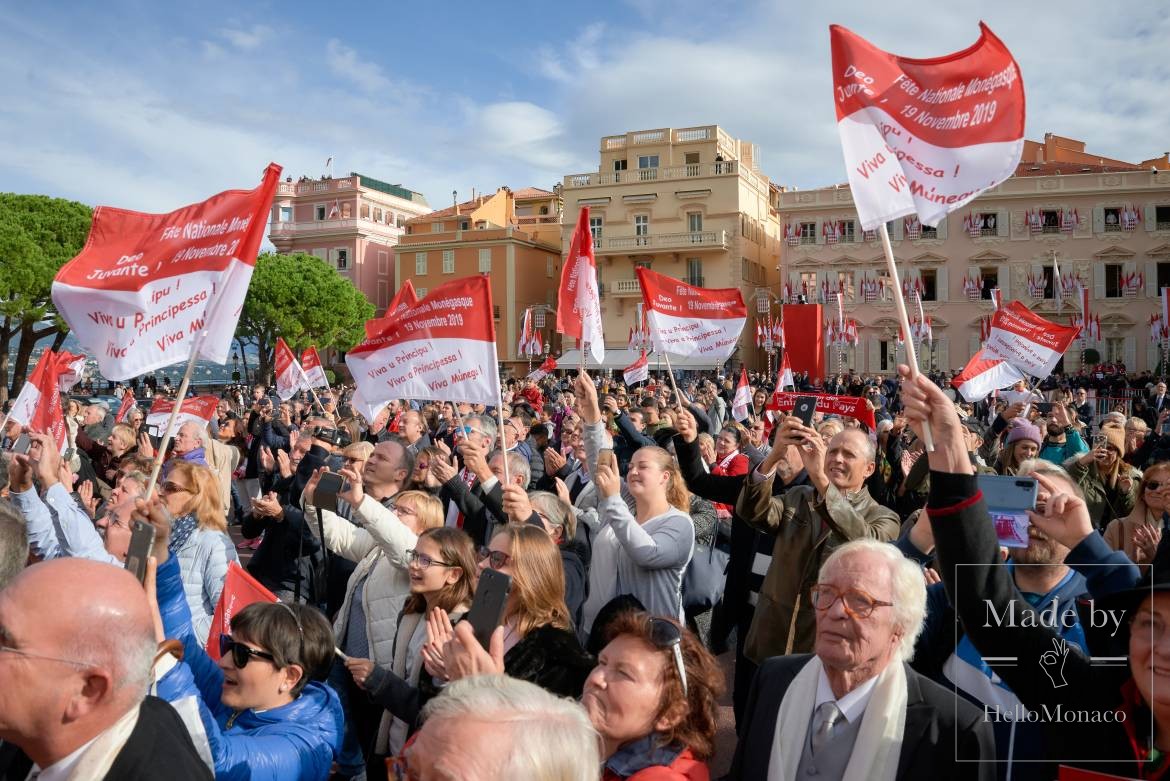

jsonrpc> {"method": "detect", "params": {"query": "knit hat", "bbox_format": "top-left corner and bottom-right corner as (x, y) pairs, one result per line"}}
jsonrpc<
(1099, 424), (1126, 454)
(1005, 420), (1042, 448)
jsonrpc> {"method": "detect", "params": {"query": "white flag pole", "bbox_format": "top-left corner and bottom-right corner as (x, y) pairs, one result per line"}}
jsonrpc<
(294, 360), (328, 415)
(143, 345), (203, 498)
(662, 352), (683, 407)
(879, 223), (934, 452)
(496, 390), (511, 487)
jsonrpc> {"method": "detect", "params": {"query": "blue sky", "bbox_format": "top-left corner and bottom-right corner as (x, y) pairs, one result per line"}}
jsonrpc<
(1, 0), (1166, 213)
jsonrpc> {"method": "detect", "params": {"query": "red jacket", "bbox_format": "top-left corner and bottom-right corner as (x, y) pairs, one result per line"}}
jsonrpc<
(602, 747), (708, 781)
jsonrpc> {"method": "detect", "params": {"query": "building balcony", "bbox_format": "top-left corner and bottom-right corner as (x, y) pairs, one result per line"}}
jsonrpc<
(599, 125), (738, 157)
(609, 276), (705, 297)
(565, 161), (742, 189)
(515, 214), (561, 225)
(269, 217), (404, 238)
(594, 230), (728, 254)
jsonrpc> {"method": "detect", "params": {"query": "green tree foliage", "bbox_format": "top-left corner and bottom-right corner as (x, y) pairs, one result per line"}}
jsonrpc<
(237, 252), (374, 382)
(0, 194), (92, 401)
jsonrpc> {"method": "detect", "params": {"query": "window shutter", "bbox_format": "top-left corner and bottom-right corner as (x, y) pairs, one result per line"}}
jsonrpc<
(1147, 203), (1157, 232)
(937, 337), (949, 372)
(1094, 263), (1106, 299)
(1093, 207), (1105, 234)
(970, 335), (981, 356)
(815, 218), (825, 245)
(998, 264), (1010, 298)
(935, 216), (948, 240)
(1125, 336), (1136, 370)
(1147, 261), (1158, 297)
(867, 339), (879, 373)
(889, 220), (903, 241)
(1149, 341), (1161, 373)
(1010, 210), (1028, 240)
(936, 267), (948, 302)
(997, 209), (1009, 237)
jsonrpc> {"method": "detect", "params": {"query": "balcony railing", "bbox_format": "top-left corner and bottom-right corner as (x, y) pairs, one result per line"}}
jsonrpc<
(275, 178), (357, 196)
(611, 279), (642, 295)
(515, 215), (560, 225)
(1159, 221), (1170, 230)
(565, 161), (741, 188)
(595, 230), (728, 253)
(270, 217), (402, 237)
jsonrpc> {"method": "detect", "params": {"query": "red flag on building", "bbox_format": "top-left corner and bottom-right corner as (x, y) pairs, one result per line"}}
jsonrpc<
(636, 267), (747, 362)
(557, 207), (605, 364)
(206, 562), (279, 660)
(830, 23), (1024, 230)
(52, 165), (281, 380)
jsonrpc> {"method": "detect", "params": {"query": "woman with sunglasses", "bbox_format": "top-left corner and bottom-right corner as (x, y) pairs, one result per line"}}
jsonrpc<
(1105, 460), (1170, 565)
(586, 612), (723, 780)
(345, 526), (477, 773)
(146, 501), (345, 781)
(159, 461), (238, 642)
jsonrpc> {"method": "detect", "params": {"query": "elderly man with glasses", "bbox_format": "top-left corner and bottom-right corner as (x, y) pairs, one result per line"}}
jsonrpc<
(731, 539), (994, 780)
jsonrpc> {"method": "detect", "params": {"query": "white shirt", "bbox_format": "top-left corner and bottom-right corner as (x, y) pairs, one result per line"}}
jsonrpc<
(28, 734), (100, 781)
(814, 665), (879, 726)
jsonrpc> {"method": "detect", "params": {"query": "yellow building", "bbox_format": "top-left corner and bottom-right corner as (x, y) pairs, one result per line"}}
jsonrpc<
(560, 125), (782, 368)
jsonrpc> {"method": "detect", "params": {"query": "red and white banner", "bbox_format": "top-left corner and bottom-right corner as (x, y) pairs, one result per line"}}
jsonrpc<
(636, 267), (747, 362)
(732, 367), (752, 422)
(346, 276), (501, 407)
(366, 280), (419, 338)
(274, 337), (310, 401)
(556, 207), (605, 364)
(6, 350), (84, 454)
(767, 392), (876, 430)
(146, 395), (220, 430)
(983, 301), (1080, 378)
(952, 349), (1028, 402)
(527, 355), (558, 382)
(301, 346), (329, 388)
(349, 388), (389, 426)
(114, 388), (137, 423)
(830, 24), (1025, 230)
(623, 351), (649, 386)
(206, 562), (278, 660)
(52, 165), (281, 380)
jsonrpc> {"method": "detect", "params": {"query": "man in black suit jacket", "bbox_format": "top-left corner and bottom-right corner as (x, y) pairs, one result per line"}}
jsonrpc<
(729, 540), (994, 780)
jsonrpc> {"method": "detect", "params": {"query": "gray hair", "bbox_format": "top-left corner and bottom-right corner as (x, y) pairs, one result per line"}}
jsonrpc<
(489, 449), (530, 488)
(178, 421), (204, 445)
(0, 500), (28, 590)
(530, 490), (575, 541)
(420, 675), (600, 781)
(1017, 459), (1085, 500)
(468, 414), (498, 444)
(832, 427), (877, 463)
(819, 539), (926, 661)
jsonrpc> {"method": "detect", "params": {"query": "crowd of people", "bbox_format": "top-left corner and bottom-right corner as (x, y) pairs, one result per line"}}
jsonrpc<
(3, 361), (1170, 779)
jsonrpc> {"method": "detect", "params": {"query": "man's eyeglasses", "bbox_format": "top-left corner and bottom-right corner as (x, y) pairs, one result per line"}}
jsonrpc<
(219, 634), (277, 669)
(0, 644), (92, 668)
(476, 546), (512, 570)
(406, 550), (455, 570)
(810, 584), (893, 619)
(648, 618), (688, 696)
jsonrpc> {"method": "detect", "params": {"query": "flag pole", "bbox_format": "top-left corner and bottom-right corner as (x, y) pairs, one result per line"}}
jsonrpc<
(662, 352), (683, 407)
(879, 223), (935, 451)
(143, 345), (202, 498)
(495, 390), (511, 487)
(294, 361), (328, 416)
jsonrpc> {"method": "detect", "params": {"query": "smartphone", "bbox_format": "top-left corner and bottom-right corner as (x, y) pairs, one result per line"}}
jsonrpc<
(11, 434), (30, 454)
(1036, 402), (1053, 414)
(793, 396), (817, 427)
(315, 471), (346, 514)
(977, 475), (1039, 511)
(598, 447), (615, 466)
(124, 520), (156, 584)
(1092, 434), (1108, 449)
(466, 568), (512, 650)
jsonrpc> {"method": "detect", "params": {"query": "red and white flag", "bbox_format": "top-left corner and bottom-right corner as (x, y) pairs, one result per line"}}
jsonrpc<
(301, 346), (329, 388)
(732, 368), (752, 422)
(145, 395), (220, 430)
(518, 309), (533, 356)
(830, 24), (1025, 230)
(114, 388), (137, 423)
(636, 267), (746, 362)
(206, 562), (278, 660)
(777, 352), (796, 391)
(983, 301), (1080, 378)
(990, 287), (1002, 310)
(527, 355), (558, 382)
(346, 276), (501, 407)
(52, 164), (281, 380)
(349, 388), (389, 426)
(365, 280), (419, 338)
(623, 351), (649, 387)
(6, 350), (84, 454)
(952, 349), (1027, 402)
(274, 337), (310, 401)
(556, 207), (605, 364)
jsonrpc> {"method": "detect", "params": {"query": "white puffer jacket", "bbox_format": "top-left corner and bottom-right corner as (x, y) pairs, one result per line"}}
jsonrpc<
(305, 495), (418, 667)
(173, 524), (238, 642)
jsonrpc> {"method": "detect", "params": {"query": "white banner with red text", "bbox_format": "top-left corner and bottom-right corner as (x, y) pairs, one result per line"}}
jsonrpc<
(637, 267), (746, 363)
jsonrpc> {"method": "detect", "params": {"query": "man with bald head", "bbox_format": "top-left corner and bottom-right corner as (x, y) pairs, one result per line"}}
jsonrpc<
(736, 419), (900, 663)
(0, 558), (210, 779)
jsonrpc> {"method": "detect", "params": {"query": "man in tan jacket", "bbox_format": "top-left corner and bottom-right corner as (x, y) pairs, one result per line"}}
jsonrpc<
(736, 417), (899, 663)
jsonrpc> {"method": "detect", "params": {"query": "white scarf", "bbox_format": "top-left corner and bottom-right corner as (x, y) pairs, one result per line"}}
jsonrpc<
(767, 656), (906, 781)
(34, 702), (140, 781)
(716, 450), (741, 472)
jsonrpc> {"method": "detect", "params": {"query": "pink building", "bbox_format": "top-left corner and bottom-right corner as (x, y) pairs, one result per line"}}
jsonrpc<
(268, 174), (431, 316)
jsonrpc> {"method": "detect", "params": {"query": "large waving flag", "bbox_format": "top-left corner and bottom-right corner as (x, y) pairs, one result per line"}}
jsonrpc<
(365, 279), (419, 338)
(623, 351), (649, 387)
(952, 349), (1028, 402)
(6, 350), (85, 454)
(52, 165), (281, 380)
(347, 276), (501, 407)
(830, 24), (1024, 230)
(301, 346), (329, 388)
(274, 337), (310, 401)
(145, 395), (220, 430)
(557, 206), (604, 364)
(982, 301), (1080, 379)
(636, 267), (746, 362)
(206, 563), (278, 660)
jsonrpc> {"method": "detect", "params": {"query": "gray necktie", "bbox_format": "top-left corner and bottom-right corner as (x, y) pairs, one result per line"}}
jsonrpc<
(810, 702), (844, 756)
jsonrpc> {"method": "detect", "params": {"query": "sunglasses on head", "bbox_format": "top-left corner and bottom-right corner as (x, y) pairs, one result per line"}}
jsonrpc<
(648, 617), (688, 696)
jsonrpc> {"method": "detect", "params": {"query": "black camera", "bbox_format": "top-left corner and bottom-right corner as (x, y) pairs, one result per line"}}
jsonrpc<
(312, 426), (351, 448)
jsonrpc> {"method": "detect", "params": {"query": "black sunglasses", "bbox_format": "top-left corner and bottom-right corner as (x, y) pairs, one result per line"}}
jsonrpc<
(219, 634), (276, 669)
(648, 617), (688, 696)
(477, 546), (512, 570)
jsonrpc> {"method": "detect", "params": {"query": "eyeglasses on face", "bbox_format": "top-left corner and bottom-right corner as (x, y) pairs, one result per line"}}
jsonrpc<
(0, 644), (92, 668)
(406, 550), (455, 570)
(647, 617), (688, 697)
(1145, 480), (1166, 491)
(810, 584), (893, 619)
(476, 546), (512, 570)
(218, 634), (277, 669)
(160, 481), (192, 495)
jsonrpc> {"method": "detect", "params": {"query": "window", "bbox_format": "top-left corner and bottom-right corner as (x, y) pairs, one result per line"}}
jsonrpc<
(920, 224), (938, 239)
(880, 340), (897, 371)
(278, 206), (292, 222)
(478, 248), (492, 273)
(637, 155), (659, 180)
(980, 266), (999, 298)
(315, 205), (326, 221)
(415, 252), (428, 275)
(377, 251), (388, 275)
(335, 249), (348, 271)
(1157, 206), (1170, 230)
(799, 271), (818, 297)
(684, 152), (700, 176)
(416, 287), (427, 297)
(589, 216), (603, 248)
(431, 221), (443, 233)
(840, 220), (856, 243)
(1158, 262), (1170, 290)
(1104, 207), (1122, 232)
(1105, 263), (1124, 298)
(442, 250), (455, 274)
(312, 248), (327, 261)
(397, 215), (406, 228)
(546, 256), (554, 277)
(977, 212), (997, 236)
(360, 203), (370, 219)
(493, 305), (501, 320)
(799, 222), (816, 245)
(613, 159), (627, 181)
(373, 207), (383, 223)
(920, 269), (937, 301)
(634, 215), (649, 246)
(1041, 210), (1061, 233)
(1105, 337), (1124, 363)
(377, 280), (388, 308)
(686, 258), (702, 287)
(1042, 266), (1055, 299)
(687, 212), (703, 235)
(461, 219), (470, 230)
(340, 202), (352, 219)
(837, 271), (855, 300)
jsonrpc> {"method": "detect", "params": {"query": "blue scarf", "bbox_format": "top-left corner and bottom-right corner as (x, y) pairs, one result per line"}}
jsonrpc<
(168, 513), (198, 554)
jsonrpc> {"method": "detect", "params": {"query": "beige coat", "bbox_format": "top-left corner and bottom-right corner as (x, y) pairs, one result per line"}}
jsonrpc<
(1103, 501), (1160, 565)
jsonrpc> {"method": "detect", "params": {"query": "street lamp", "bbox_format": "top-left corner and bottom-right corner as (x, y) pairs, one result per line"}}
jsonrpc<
(750, 288), (782, 377)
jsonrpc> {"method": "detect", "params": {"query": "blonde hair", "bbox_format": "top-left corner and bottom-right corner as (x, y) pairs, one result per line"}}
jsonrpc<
(395, 489), (443, 531)
(493, 525), (571, 637)
(342, 440), (374, 463)
(167, 461), (226, 531)
(635, 446), (690, 512)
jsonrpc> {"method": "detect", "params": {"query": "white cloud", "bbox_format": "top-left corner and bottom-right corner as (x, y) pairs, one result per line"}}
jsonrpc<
(325, 38), (391, 92)
(220, 24), (272, 51)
